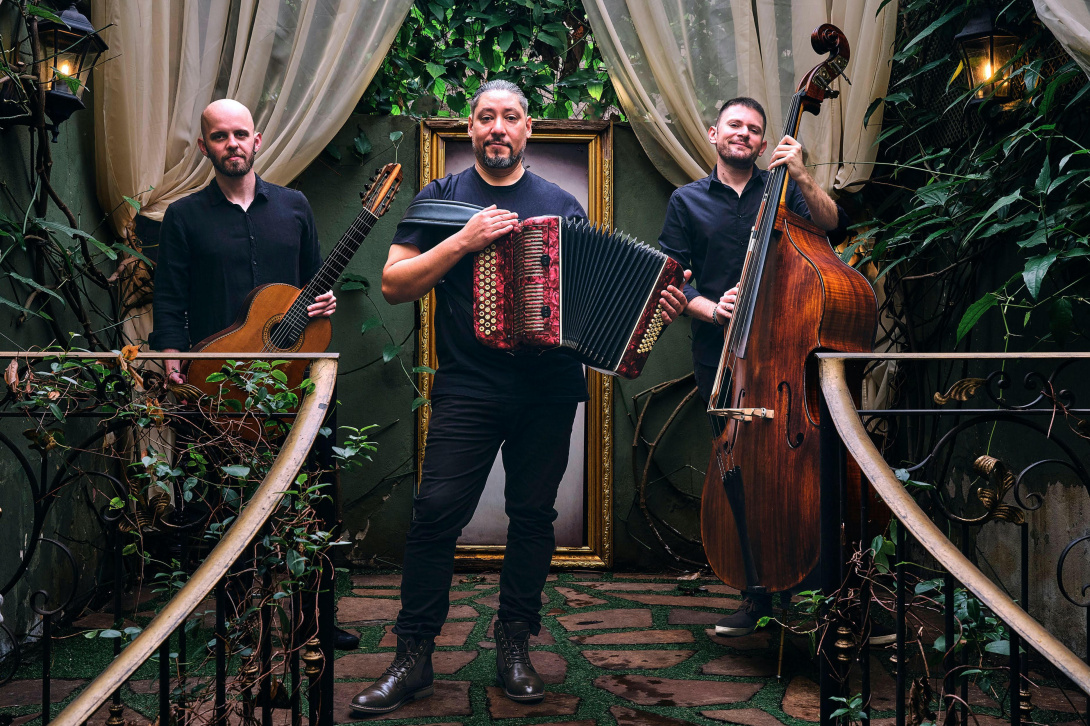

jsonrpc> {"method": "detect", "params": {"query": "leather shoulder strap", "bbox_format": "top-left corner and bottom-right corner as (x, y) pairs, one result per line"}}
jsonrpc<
(401, 199), (483, 228)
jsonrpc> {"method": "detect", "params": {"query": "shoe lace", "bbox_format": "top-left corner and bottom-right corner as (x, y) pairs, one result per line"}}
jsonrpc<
(500, 629), (532, 667)
(382, 649), (419, 679)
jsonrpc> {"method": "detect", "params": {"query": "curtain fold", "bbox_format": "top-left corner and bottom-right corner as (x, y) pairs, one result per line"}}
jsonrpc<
(1033, 0), (1090, 78)
(91, 0), (413, 233)
(582, 0), (897, 191)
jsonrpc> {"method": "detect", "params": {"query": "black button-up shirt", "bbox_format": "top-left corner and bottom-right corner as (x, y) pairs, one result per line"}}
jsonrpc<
(149, 176), (321, 351)
(654, 164), (810, 368)
(657, 165), (810, 367)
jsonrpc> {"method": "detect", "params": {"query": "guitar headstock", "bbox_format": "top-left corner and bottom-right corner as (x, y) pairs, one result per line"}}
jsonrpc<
(360, 163), (403, 218)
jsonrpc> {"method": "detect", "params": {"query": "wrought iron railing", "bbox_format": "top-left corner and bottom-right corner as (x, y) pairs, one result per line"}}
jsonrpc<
(817, 352), (1090, 725)
(0, 352), (339, 726)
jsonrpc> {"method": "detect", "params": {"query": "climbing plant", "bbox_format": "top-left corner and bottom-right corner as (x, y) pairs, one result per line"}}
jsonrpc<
(357, 0), (621, 119)
(853, 0), (1090, 352)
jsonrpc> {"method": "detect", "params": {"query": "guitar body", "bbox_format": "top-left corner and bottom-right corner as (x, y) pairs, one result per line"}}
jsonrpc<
(184, 284), (331, 439)
(171, 162), (402, 440)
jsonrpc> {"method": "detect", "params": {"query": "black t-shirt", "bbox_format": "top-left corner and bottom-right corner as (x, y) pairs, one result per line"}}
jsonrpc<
(391, 166), (589, 401)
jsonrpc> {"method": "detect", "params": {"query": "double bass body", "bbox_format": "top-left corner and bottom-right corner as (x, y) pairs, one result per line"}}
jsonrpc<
(699, 24), (879, 595)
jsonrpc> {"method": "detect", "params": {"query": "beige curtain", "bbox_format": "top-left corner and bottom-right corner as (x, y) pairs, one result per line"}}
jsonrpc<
(582, 0), (898, 192)
(1034, 0), (1090, 78)
(91, 0), (412, 232)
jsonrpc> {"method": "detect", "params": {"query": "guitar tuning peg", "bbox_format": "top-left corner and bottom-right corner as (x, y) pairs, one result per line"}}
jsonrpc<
(826, 90), (840, 99)
(359, 191), (366, 199)
(369, 176), (375, 182)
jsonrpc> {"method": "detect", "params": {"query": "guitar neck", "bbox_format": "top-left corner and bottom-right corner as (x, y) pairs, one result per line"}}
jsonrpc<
(289, 206), (379, 319)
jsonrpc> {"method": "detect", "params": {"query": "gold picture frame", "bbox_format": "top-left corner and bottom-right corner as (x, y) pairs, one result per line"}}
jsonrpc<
(415, 118), (614, 569)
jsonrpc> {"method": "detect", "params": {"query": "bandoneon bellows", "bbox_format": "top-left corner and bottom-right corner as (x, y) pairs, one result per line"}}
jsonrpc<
(473, 216), (683, 378)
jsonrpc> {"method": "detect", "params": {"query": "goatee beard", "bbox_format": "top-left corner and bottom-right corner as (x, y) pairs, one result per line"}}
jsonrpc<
(477, 143), (523, 170)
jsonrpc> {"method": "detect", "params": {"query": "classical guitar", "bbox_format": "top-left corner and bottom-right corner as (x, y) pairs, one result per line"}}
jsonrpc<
(181, 163), (402, 435)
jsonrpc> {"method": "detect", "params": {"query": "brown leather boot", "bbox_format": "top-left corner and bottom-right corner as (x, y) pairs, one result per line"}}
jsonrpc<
(495, 620), (545, 703)
(348, 635), (434, 715)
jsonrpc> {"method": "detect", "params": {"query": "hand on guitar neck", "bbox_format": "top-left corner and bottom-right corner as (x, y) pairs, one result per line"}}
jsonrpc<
(164, 289), (337, 385)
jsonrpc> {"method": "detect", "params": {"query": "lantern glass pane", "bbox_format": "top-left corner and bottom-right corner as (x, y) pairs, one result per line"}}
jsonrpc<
(39, 26), (88, 97)
(961, 37), (992, 99)
(992, 36), (1019, 99)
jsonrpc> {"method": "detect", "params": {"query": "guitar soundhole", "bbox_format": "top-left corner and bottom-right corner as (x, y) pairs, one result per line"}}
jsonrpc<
(264, 316), (301, 352)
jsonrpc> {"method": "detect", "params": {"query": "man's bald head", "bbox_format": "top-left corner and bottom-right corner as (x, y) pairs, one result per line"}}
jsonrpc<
(200, 99), (254, 136)
(197, 99), (261, 179)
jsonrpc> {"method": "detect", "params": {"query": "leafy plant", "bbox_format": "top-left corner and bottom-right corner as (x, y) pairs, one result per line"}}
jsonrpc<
(854, 0), (1090, 351)
(357, 0), (621, 119)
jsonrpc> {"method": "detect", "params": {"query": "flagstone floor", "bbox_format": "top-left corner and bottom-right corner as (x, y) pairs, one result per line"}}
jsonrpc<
(2, 571), (1084, 725)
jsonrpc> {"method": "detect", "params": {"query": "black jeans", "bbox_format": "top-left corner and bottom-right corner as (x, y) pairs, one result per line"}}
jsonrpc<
(393, 395), (578, 638)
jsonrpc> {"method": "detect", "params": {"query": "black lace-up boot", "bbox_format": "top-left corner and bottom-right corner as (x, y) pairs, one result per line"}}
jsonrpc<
(348, 635), (434, 715)
(494, 620), (545, 703)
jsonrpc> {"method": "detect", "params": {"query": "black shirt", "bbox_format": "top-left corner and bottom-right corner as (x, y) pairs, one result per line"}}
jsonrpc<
(657, 165), (811, 367)
(391, 167), (588, 401)
(149, 176), (321, 351)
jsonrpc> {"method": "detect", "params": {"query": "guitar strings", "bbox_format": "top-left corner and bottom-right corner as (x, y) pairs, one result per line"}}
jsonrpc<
(264, 206), (380, 353)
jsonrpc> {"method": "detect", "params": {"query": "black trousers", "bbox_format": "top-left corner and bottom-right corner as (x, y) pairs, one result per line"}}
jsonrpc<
(393, 395), (578, 638)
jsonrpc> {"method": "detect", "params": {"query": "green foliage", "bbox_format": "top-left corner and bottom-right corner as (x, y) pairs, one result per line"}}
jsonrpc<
(828, 693), (867, 723)
(856, 0), (1090, 349)
(357, 0), (621, 119)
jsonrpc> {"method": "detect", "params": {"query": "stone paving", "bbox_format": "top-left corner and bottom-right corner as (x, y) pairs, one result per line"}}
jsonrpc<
(1, 571), (1086, 725)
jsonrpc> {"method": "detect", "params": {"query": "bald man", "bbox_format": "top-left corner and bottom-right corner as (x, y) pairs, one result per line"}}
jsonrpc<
(149, 100), (356, 652)
(150, 99), (336, 383)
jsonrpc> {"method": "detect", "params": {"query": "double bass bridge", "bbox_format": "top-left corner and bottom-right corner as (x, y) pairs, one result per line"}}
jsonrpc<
(711, 407), (775, 422)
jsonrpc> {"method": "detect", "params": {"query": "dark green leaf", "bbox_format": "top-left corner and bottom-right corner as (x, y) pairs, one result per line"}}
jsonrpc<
(324, 143), (342, 162)
(984, 640), (1010, 656)
(1050, 298), (1074, 341)
(1023, 251), (1058, 300)
(340, 273), (369, 291)
(411, 396), (430, 411)
(287, 549), (306, 578)
(389, 131), (404, 143)
(99, 629), (123, 639)
(353, 131), (372, 157)
(412, 365), (437, 374)
(8, 272), (65, 304)
(382, 342), (401, 363)
(360, 316), (382, 334)
(425, 62), (446, 79)
(895, 8), (963, 62)
(221, 465), (251, 478)
(497, 30), (514, 52)
(26, 3), (64, 23)
(1034, 159), (1051, 195)
(956, 293), (998, 344)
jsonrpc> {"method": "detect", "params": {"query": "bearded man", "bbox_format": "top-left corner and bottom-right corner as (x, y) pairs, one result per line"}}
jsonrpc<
(348, 80), (686, 715)
(150, 98), (336, 381)
(656, 97), (838, 637)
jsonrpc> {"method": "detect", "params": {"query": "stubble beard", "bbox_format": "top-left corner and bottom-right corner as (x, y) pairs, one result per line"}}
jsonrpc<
(718, 140), (759, 170)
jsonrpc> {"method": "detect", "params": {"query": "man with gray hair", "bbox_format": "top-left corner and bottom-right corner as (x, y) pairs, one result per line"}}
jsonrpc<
(349, 81), (686, 715)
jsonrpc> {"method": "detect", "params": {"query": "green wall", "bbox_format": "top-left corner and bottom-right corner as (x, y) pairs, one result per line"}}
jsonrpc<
(294, 116), (710, 572)
(0, 107), (112, 646)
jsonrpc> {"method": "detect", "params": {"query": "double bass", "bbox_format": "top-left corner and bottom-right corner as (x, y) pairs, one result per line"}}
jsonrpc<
(700, 25), (878, 594)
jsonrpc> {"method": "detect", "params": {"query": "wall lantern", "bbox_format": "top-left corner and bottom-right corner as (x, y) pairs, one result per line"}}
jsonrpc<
(954, 7), (1019, 103)
(0, 2), (108, 140)
(35, 3), (108, 135)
